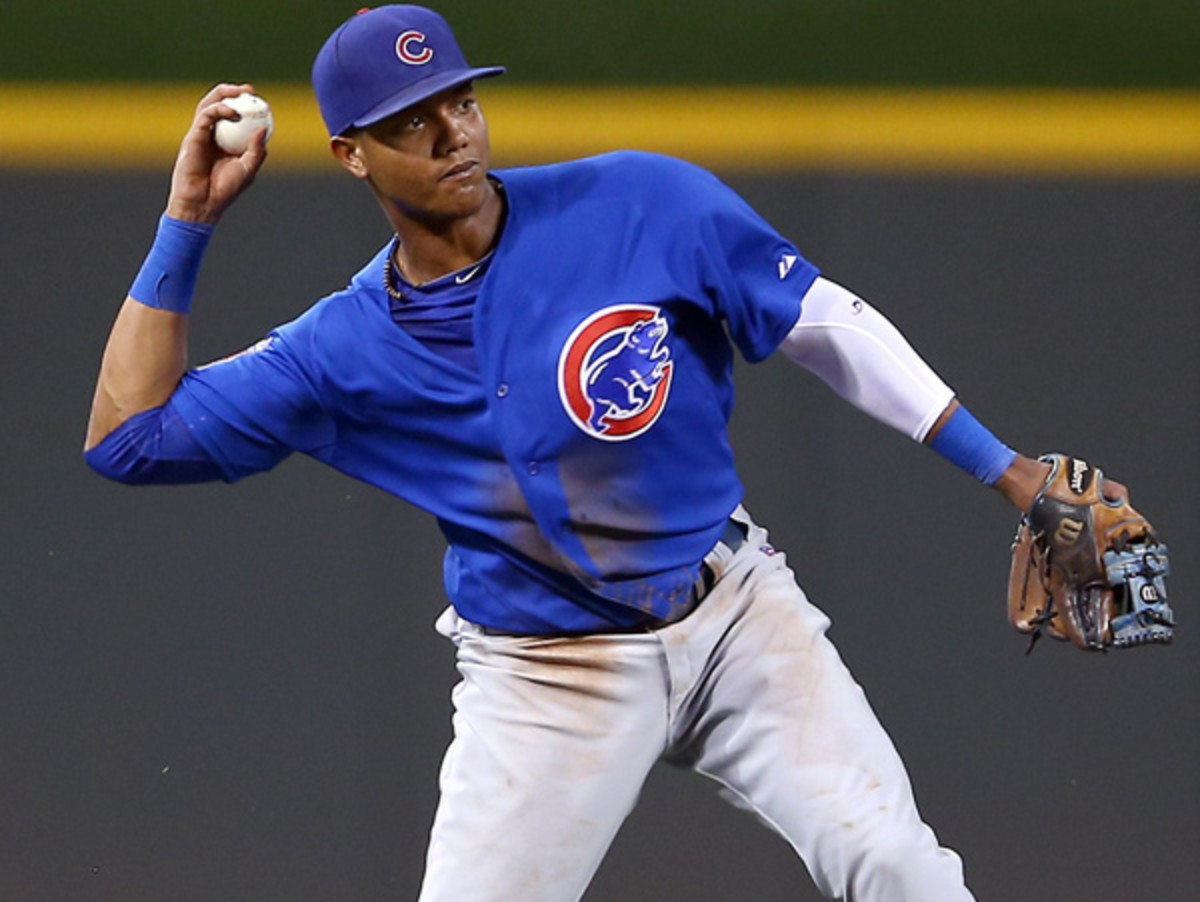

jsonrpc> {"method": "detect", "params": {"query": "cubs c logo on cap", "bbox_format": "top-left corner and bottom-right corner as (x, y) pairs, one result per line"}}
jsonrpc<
(558, 305), (674, 441)
(396, 30), (434, 65)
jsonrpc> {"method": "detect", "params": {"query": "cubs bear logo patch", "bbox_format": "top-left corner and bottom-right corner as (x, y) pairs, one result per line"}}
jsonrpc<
(557, 305), (674, 441)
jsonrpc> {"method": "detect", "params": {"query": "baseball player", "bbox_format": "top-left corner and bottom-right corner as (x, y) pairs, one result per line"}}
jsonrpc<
(83, 5), (1109, 900)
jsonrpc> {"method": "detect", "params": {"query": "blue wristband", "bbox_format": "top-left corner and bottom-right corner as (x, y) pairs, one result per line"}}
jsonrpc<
(128, 215), (215, 314)
(929, 405), (1017, 486)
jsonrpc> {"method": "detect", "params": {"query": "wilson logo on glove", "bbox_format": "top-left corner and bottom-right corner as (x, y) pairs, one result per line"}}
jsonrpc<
(1052, 517), (1084, 546)
(1068, 457), (1091, 493)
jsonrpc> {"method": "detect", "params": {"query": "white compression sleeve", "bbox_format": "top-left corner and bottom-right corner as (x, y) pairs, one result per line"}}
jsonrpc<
(779, 276), (955, 441)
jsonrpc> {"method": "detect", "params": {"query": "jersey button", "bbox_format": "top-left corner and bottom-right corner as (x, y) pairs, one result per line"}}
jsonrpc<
(496, 383), (509, 398)
(527, 461), (540, 475)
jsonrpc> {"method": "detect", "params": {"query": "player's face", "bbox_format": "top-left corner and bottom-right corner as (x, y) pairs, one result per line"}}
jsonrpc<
(333, 82), (493, 226)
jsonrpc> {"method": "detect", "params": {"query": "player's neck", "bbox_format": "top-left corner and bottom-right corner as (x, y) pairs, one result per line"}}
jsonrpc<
(389, 181), (505, 287)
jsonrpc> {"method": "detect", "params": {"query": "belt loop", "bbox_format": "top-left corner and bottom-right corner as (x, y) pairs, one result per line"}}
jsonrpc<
(690, 516), (749, 607)
(719, 517), (749, 554)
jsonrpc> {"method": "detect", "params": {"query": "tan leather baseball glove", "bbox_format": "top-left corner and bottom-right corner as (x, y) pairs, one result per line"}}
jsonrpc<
(1008, 454), (1173, 651)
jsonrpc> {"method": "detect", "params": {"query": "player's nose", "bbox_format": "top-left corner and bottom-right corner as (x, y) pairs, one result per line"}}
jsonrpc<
(436, 116), (471, 156)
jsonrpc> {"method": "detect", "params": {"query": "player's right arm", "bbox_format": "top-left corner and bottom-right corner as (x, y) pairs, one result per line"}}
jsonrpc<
(84, 83), (268, 451)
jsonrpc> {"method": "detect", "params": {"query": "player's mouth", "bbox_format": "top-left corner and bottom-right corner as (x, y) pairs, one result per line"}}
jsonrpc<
(440, 161), (478, 182)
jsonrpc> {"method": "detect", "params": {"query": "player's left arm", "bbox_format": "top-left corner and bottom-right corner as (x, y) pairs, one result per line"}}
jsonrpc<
(779, 276), (1067, 511)
(667, 158), (1087, 510)
(783, 277), (1171, 650)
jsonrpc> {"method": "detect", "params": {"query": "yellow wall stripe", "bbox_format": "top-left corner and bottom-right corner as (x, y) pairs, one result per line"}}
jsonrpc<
(2, 83), (1197, 174)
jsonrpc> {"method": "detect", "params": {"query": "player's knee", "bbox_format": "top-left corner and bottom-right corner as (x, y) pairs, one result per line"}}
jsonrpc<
(841, 830), (969, 901)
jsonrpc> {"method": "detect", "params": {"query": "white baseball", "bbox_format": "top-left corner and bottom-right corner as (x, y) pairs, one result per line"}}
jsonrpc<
(213, 92), (273, 155)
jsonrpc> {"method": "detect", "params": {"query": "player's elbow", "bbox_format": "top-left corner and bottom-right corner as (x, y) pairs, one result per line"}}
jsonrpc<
(81, 405), (227, 486)
(83, 440), (158, 485)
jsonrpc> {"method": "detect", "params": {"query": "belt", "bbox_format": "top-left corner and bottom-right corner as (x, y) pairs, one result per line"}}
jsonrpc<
(691, 516), (750, 606)
(472, 518), (750, 637)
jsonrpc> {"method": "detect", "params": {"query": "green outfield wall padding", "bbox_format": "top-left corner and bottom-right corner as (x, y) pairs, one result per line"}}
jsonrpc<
(4, 0), (1198, 87)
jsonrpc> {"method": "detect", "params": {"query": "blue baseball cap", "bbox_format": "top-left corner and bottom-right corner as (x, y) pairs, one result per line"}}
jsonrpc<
(313, 5), (505, 136)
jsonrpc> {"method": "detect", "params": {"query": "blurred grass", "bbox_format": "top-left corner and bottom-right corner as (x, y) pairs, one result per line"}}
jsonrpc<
(3, 0), (1197, 87)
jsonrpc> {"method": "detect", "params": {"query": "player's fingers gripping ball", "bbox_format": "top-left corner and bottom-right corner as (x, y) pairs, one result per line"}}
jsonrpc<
(1008, 453), (1173, 651)
(214, 92), (273, 154)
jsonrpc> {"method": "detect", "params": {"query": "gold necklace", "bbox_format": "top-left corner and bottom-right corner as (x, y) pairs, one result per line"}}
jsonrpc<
(383, 236), (407, 301)
(384, 178), (506, 301)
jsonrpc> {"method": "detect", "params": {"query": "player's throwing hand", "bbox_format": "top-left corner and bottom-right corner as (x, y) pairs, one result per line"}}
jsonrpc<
(167, 83), (269, 225)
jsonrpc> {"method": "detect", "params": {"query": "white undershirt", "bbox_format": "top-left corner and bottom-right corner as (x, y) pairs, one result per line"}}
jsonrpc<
(779, 276), (955, 442)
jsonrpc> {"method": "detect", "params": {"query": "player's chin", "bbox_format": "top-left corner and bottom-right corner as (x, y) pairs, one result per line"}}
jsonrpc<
(435, 177), (491, 215)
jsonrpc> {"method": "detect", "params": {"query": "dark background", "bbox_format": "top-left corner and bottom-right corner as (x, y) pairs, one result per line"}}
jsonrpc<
(2, 168), (1196, 901)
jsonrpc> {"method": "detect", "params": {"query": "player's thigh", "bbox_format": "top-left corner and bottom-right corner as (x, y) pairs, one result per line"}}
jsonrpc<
(421, 620), (669, 902)
(674, 559), (966, 898)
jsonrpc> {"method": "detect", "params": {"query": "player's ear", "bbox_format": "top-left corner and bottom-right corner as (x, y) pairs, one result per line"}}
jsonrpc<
(330, 134), (369, 179)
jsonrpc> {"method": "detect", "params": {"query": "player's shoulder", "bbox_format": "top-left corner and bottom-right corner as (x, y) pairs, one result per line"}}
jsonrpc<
(498, 149), (713, 186)
(271, 242), (391, 351)
(496, 151), (732, 215)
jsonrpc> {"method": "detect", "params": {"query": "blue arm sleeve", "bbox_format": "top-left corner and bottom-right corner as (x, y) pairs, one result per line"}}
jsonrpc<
(928, 404), (1017, 485)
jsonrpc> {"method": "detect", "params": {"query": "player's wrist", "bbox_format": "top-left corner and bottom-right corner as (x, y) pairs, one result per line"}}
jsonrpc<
(128, 214), (216, 315)
(927, 404), (1017, 487)
(164, 196), (221, 225)
(993, 455), (1052, 512)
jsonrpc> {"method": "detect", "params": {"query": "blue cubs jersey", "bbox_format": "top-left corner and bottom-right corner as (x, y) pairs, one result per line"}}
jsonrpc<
(91, 152), (819, 633)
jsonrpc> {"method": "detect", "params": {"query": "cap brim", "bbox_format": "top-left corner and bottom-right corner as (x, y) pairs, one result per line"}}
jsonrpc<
(350, 66), (506, 132)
